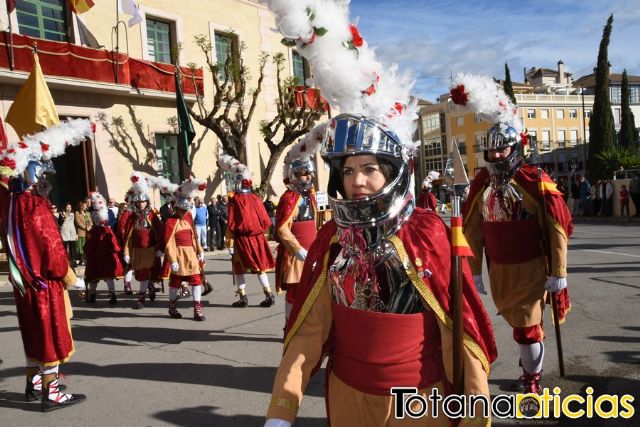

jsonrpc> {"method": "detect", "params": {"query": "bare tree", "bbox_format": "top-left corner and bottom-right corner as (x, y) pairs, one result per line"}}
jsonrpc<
(258, 52), (323, 195)
(188, 33), (266, 165)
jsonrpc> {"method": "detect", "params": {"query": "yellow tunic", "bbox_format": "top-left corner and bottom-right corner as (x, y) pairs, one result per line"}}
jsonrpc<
(164, 218), (203, 277)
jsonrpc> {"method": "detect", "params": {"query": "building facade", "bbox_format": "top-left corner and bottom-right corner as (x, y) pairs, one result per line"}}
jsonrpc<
(1, 0), (319, 208)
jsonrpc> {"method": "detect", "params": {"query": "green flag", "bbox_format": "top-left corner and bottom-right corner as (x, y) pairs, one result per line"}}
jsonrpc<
(175, 72), (195, 167)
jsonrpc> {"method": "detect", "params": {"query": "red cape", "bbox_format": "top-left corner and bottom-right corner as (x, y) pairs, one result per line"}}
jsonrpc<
(463, 165), (573, 238)
(228, 192), (271, 235)
(84, 224), (124, 281)
(162, 211), (196, 250)
(122, 209), (163, 248)
(417, 190), (438, 210)
(274, 189), (317, 242)
(285, 209), (497, 376)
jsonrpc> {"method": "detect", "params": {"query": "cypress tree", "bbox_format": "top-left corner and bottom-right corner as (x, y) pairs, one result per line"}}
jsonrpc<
(619, 70), (635, 148)
(588, 14), (617, 180)
(504, 63), (517, 105)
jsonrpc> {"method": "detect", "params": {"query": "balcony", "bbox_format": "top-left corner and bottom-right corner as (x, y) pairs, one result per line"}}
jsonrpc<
(290, 86), (330, 112)
(0, 31), (203, 100)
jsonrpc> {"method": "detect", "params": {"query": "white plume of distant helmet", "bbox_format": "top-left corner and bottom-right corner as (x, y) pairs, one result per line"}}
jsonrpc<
(147, 175), (179, 202)
(0, 118), (94, 177)
(282, 121), (327, 179)
(217, 154), (252, 181)
(449, 73), (524, 137)
(266, 0), (418, 146)
(173, 177), (207, 211)
(128, 171), (151, 203)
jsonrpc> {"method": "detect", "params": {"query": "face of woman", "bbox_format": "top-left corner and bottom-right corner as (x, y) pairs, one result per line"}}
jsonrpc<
(135, 200), (148, 210)
(342, 154), (387, 200)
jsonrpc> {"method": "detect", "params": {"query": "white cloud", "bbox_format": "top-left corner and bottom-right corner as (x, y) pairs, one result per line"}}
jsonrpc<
(349, 0), (640, 101)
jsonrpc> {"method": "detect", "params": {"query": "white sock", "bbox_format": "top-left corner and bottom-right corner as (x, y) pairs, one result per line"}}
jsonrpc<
(169, 287), (178, 301)
(89, 282), (98, 292)
(124, 270), (133, 283)
(519, 342), (544, 374)
(258, 272), (270, 288)
(42, 365), (72, 402)
(106, 279), (115, 292)
(139, 280), (148, 294)
(192, 284), (202, 302)
(235, 274), (246, 290)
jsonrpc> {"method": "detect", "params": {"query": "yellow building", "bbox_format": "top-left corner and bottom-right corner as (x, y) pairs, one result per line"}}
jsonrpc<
(0, 0), (319, 208)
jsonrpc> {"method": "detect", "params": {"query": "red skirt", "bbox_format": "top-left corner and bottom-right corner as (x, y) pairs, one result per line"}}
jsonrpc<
(14, 282), (74, 366)
(233, 233), (275, 273)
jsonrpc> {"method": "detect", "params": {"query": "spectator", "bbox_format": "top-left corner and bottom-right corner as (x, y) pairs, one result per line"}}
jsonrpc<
(60, 202), (78, 264)
(215, 195), (229, 250)
(263, 196), (276, 240)
(570, 175), (580, 216)
(579, 175), (591, 216)
(603, 180), (614, 216)
(74, 200), (92, 266)
(629, 173), (640, 217)
(107, 197), (119, 230)
(620, 184), (630, 217)
(51, 204), (60, 222)
(207, 196), (220, 250)
(592, 180), (601, 215)
(193, 196), (208, 250)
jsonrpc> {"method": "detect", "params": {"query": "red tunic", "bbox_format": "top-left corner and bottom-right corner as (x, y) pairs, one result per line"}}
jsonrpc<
(84, 224), (124, 282)
(228, 192), (275, 273)
(1, 190), (75, 366)
(285, 209), (497, 385)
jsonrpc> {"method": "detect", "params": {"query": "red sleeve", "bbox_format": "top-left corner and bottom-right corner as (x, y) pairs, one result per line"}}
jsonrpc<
(275, 191), (299, 230)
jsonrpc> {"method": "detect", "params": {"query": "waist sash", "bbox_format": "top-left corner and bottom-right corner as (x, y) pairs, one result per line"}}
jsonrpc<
(331, 303), (441, 395)
(290, 220), (317, 250)
(132, 228), (155, 248)
(174, 229), (193, 247)
(483, 217), (542, 264)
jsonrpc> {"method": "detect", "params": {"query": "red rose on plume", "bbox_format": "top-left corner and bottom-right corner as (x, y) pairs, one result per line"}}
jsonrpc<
(349, 24), (364, 48)
(18, 141), (28, 149)
(90, 122), (97, 133)
(131, 175), (139, 183)
(1, 157), (16, 169)
(394, 102), (404, 114)
(7, 149), (15, 154)
(450, 85), (468, 106)
(520, 132), (529, 147)
(362, 83), (376, 96)
(241, 179), (252, 188)
(198, 183), (207, 191)
(41, 143), (50, 152)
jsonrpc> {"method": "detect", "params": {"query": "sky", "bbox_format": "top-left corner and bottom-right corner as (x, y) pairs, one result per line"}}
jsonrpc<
(349, 0), (640, 102)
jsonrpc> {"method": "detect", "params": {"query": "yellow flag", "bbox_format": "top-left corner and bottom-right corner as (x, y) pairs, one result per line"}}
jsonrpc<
(5, 53), (59, 138)
(71, 0), (95, 14)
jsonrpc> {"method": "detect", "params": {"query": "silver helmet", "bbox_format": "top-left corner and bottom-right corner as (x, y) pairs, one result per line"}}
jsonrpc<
(483, 122), (523, 187)
(321, 114), (414, 248)
(287, 158), (315, 194)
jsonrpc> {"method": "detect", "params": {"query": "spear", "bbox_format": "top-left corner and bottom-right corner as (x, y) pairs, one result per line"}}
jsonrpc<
(528, 135), (565, 377)
(443, 137), (471, 395)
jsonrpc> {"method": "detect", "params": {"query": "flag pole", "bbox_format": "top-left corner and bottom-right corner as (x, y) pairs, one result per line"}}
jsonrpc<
(444, 137), (464, 396)
(8, 6), (15, 70)
(529, 136), (565, 377)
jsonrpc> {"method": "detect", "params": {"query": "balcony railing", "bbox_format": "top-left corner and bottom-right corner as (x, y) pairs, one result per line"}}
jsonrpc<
(0, 31), (203, 96)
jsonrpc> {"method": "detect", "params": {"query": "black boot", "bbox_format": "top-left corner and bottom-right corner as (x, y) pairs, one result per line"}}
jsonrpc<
(260, 292), (276, 307)
(193, 301), (205, 321)
(108, 292), (117, 305)
(232, 293), (248, 308)
(148, 283), (156, 302)
(202, 281), (213, 296)
(168, 299), (182, 319)
(41, 377), (86, 412)
(132, 292), (145, 309)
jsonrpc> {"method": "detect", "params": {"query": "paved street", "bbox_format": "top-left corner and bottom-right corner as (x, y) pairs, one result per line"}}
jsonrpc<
(0, 221), (638, 426)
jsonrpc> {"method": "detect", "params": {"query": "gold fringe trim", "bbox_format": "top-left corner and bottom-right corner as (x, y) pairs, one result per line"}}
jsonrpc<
(388, 235), (491, 375)
(269, 397), (299, 412)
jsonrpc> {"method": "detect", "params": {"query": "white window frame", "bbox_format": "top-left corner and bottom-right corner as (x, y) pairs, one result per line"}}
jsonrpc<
(139, 6), (184, 65)
(540, 109), (549, 119)
(556, 108), (565, 119)
(456, 116), (464, 127)
(527, 109), (536, 119)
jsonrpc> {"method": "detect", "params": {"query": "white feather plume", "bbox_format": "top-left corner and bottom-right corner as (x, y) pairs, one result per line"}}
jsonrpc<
(267, 0), (418, 145)
(217, 154), (252, 180)
(282, 121), (327, 178)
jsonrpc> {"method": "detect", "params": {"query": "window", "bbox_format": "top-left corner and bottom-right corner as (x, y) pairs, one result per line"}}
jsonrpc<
(474, 113), (483, 123)
(541, 109), (549, 119)
(215, 32), (237, 80)
(422, 114), (441, 132)
(146, 18), (173, 64)
(610, 86), (621, 104)
(630, 85), (640, 104)
(556, 109), (564, 119)
(16, 0), (67, 42)
(541, 130), (550, 149)
(527, 109), (536, 119)
(458, 142), (466, 155)
(474, 134), (486, 153)
(456, 116), (464, 127)
(155, 134), (183, 190)
(569, 109), (577, 118)
(585, 110), (592, 118)
(291, 51), (308, 85)
(570, 129), (578, 146)
(557, 130), (566, 148)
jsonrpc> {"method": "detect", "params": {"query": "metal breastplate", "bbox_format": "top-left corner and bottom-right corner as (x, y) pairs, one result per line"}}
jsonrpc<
(481, 182), (533, 222)
(329, 240), (424, 314)
(134, 209), (151, 230)
(295, 195), (314, 222)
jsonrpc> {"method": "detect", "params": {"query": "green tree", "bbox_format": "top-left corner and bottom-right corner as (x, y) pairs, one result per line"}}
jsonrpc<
(503, 63), (517, 105)
(618, 69), (639, 148)
(588, 14), (617, 180)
